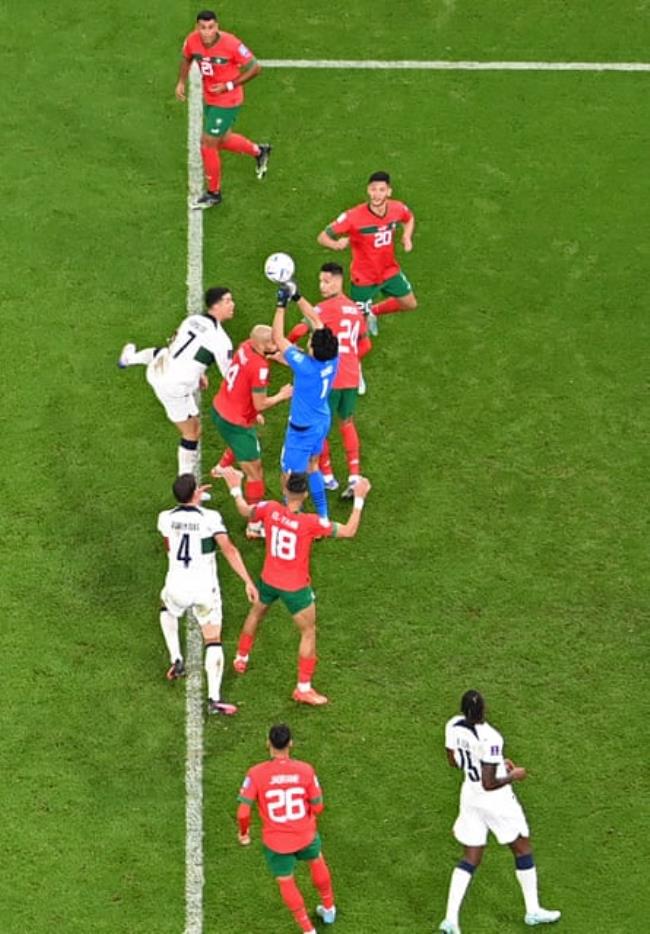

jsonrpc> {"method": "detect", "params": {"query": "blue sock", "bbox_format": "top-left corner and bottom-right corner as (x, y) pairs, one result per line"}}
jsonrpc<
(308, 470), (328, 518)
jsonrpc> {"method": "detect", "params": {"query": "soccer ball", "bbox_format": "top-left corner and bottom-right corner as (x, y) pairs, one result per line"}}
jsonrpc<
(264, 252), (295, 284)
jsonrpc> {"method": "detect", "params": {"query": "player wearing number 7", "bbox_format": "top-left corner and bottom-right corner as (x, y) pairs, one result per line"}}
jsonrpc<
(237, 724), (337, 933)
(221, 467), (371, 705)
(440, 690), (561, 933)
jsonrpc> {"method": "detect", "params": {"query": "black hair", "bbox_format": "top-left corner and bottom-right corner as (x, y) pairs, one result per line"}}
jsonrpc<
(205, 286), (231, 308)
(311, 326), (338, 361)
(173, 473), (197, 504)
(286, 472), (309, 495)
(320, 262), (344, 278)
(196, 10), (217, 22)
(460, 690), (485, 724)
(269, 724), (292, 750)
(368, 170), (391, 185)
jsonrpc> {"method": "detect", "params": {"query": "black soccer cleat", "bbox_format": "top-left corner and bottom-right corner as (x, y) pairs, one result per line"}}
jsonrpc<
(192, 190), (222, 210)
(166, 658), (186, 681)
(255, 144), (272, 180)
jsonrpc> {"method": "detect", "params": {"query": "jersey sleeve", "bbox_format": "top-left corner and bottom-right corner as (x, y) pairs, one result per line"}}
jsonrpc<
(444, 717), (458, 750)
(230, 34), (256, 66)
(251, 501), (271, 522)
(251, 361), (270, 393)
(237, 770), (258, 805)
(307, 769), (323, 806)
(326, 210), (352, 237)
(307, 515), (335, 541)
(157, 512), (170, 537)
(400, 202), (413, 223)
(479, 728), (504, 764)
(206, 509), (227, 537)
(181, 33), (195, 61)
(282, 344), (307, 372)
(213, 334), (233, 378)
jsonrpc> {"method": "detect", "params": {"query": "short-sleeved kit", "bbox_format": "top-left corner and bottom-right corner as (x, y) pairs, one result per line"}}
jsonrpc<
(252, 501), (334, 592)
(182, 29), (257, 136)
(326, 199), (413, 288)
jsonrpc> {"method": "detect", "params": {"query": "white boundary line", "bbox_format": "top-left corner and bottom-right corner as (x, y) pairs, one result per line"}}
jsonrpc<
(184, 63), (205, 934)
(260, 58), (650, 73)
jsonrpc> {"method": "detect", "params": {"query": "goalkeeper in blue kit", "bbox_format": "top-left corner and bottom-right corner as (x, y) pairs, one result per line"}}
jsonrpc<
(272, 282), (339, 518)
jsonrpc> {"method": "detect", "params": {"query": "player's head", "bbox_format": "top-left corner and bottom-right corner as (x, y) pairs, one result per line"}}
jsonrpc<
(173, 473), (197, 504)
(460, 689), (485, 724)
(367, 171), (392, 206)
(318, 262), (344, 298)
(250, 323), (276, 354)
(196, 10), (219, 43)
(268, 723), (293, 752)
(310, 326), (338, 361)
(285, 472), (309, 502)
(205, 286), (235, 320)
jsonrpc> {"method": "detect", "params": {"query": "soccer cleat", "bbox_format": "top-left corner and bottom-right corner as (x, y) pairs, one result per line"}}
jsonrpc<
(192, 190), (222, 209)
(245, 520), (266, 540)
(255, 143), (272, 179)
(438, 921), (461, 934)
(207, 698), (238, 716)
(233, 655), (249, 674)
(166, 658), (186, 681)
(118, 342), (136, 368)
(323, 475), (339, 492)
(365, 309), (379, 336)
(292, 687), (328, 706)
(525, 908), (561, 926)
(316, 904), (337, 924)
(358, 367), (367, 396)
(340, 482), (356, 500)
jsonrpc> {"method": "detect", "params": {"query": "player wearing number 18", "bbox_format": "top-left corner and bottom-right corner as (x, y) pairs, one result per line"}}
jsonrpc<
(221, 468), (371, 705)
(237, 724), (336, 933)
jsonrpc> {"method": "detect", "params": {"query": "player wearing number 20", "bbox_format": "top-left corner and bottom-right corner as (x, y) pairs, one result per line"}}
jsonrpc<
(440, 690), (561, 933)
(237, 724), (336, 934)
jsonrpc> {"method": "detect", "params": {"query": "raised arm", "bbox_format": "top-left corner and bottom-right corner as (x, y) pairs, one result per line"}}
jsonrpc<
(295, 295), (324, 331)
(220, 467), (257, 520)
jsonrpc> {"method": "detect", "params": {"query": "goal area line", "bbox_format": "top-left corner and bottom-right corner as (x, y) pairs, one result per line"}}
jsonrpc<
(260, 58), (650, 73)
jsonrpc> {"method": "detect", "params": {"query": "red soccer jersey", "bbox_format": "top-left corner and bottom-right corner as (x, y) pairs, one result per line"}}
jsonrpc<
(252, 502), (334, 590)
(238, 757), (323, 853)
(313, 294), (366, 389)
(213, 339), (270, 427)
(182, 30), (256, 107)
(326, 200), (413, 286)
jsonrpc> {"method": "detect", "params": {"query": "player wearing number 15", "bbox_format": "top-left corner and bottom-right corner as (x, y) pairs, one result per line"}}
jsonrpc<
(237, 724), (336, 933)
(439, 690), (561, 933)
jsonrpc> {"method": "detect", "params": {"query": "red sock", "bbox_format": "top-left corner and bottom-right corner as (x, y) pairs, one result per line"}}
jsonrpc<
(277, 877), (312, 932)
(298, 655), (317, 685)
(218, 448), (235, 469)
(319, 438), (333, 475)
(372, 297), (401, 316)
(201, 145), (221, 192)
(245, 477), (265, 505)
(237, 633), (254, 657)
(220, 133), (259, 157)
(339, 421), (360, 475)
(309, 856), (334, 910)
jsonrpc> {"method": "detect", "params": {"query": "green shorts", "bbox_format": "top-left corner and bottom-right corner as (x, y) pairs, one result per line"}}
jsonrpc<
(258, 578), (315, 614)
(203, 104), (241, 138)
(263, 833), (322, 877)
(350, 270), (413, 305)
(328, 387), (358, 420)
(210, 407), (261, 462)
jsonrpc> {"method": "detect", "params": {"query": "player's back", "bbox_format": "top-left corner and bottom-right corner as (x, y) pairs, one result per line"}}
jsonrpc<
(316, 295), (364, 388)
(445, 715), (510, 803)
(163, 314), (232, 391)
(247, 757), (320, 853)
(157, 504), (225, 584)
(255, 501), (333, 590)
(284, 346), (338, 426)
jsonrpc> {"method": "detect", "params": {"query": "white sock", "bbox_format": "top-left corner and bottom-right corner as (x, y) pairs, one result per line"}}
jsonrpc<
(178, 443), (198, 475)
(160, 610), (182, 664)
(297, 681), (311, 692)
(322, 473), (335, 483)
(516, 867), (540, 914)
(205, 643), (224, 701)
(131, 347), (156, 365)
(445, 865), (474, 925)
(347, 473), (361, 484)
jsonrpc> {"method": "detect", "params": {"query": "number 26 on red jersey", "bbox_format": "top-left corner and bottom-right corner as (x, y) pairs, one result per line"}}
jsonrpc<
(265, 787), (307, 823)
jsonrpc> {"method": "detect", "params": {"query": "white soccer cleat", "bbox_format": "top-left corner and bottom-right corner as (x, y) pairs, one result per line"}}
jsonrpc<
(525, 908), (561, 926)
(118, 342), (136, 368)
(358, 367), (367, 395)
(366, 309), (379, 336)
(316, 904), (337, 924)
(438, 921), (461, 934)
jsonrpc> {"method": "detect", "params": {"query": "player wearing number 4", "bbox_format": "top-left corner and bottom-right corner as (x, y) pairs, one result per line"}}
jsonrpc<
(317, 171), (417, 336)
(118, 287), (234, 480)
(237, 724), (336, 933)
(439, 690), (561, 933)
(157, 473), (258, 716)
(221, 467), (371, 706)
(176, 10), (271, 209)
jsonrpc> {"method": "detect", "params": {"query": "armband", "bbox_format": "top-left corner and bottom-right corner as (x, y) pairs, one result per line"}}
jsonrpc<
(226, 80), (235, 92)
(353, 497), (365, 511)
(230, 486), (243, 499)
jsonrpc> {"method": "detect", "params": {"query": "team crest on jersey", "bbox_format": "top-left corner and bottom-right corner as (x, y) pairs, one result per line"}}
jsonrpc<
(259, 368), (269, 380)
(490, 745), (500, 755)
(238, 43), (252, 57)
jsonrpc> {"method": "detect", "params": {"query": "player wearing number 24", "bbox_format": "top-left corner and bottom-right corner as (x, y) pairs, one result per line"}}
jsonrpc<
(220, 467), (371, 706)
(237, 724), (336, 933)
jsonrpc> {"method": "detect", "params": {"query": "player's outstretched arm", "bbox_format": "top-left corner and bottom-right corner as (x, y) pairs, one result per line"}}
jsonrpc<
(271, 302), (291, 353)
(216, 534), (259, 603)
(334, 477), (372, 539)
(220, 467), (257, 520)
(295, 296), (324, 331)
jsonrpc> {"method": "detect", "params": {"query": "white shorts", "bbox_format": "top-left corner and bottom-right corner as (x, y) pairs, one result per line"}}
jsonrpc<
(161, 580), (223, 628)
(453, 793), (530, 847)
(147, 354), (199, 424)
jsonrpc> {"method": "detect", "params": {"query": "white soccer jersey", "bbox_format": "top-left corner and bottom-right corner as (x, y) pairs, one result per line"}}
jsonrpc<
(445, 715), (511, 804)
(157, 504), (227, 586)
(152, 314), (233, 395)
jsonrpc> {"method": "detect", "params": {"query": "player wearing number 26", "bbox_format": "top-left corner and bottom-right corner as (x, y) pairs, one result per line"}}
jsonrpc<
(237, 724), (336, 934)
(439, 690), (561, 933)
(221, 468), (371, 706)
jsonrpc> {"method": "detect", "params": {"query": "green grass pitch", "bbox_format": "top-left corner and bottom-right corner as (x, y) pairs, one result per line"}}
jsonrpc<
(2, 2), (649, 932)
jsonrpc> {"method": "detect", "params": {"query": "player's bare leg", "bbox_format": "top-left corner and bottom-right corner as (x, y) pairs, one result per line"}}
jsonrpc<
(276, 875), (316, 933)
(202, 622), (237, 715)
(439, 846), (484, 933)
(233, 601), (269, 673)
(292, 604), (327, 706)
(193, 133), (223, 209)
(509, 836), (561, 927)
